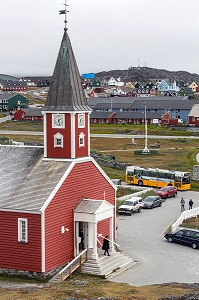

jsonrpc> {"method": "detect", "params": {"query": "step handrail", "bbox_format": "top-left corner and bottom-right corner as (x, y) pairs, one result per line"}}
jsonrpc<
(59, 248), (87, 275)
(97, 233), (120, 247)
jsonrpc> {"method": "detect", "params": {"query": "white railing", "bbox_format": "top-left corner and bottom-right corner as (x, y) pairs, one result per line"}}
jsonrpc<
(171, 207), (199, 232)
(59, 248), (87, 282)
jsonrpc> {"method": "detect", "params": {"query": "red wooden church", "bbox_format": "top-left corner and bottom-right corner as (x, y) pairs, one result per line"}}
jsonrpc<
(0, 27), (116, 278)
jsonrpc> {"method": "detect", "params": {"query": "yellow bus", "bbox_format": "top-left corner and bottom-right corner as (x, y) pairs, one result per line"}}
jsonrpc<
(125, 166), (191, 190)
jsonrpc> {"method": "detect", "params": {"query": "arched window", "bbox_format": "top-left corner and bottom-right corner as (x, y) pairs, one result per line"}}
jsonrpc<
(79, 132), (85, 148)
(54, 132), (64, 148)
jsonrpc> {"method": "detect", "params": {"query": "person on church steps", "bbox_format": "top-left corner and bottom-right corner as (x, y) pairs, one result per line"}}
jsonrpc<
(102, 236), (110, 256)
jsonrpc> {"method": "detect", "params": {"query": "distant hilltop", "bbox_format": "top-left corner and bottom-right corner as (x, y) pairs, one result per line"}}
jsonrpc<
(20, 67), (199, 85)
(95, 67), (199, 84)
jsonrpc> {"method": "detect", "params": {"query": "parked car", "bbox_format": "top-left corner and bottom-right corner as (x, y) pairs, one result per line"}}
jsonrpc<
(143, 196), (162, 209)
(111, 179), (122, 186)
(157, 186), (177, 199)
(165, 228), (199, 249)
(118, 196), (144, 215)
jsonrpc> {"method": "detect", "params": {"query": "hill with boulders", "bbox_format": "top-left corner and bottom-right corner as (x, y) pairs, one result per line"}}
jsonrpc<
(95, 67), (199, 84)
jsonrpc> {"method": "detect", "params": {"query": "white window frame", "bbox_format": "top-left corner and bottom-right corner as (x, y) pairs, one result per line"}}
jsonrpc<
(79, 132), (85, 147)
(18, 218), (28, 243)
(78, 113), (85, 128)
(54, 132), (64, 148)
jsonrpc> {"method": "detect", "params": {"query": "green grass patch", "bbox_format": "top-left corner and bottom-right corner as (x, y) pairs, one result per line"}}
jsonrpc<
(116, 186), (137, 198)
(134, 150), (158, 155)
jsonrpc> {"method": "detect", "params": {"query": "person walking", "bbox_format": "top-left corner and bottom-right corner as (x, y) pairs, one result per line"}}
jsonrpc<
(79, 229), (84, 250)
(180, 198), (185, 212)
(102, 235), (110, 256)
(189, 199), (194, 210)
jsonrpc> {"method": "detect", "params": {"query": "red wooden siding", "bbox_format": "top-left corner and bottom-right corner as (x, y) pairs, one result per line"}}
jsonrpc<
(46, 113), (71, 158)
(14, 109), (25, 121)
(45, 161), (115, 272)
(0, 212), (41, 272)
(75, 113), (89, 158)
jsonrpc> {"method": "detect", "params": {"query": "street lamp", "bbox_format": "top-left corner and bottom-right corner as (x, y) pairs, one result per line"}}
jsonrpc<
(142, 103), (150, 153)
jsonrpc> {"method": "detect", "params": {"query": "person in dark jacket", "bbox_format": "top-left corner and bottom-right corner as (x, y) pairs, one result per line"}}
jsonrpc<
(79, 229), (84, 250)
(102, 235), (110, 256)
(189, 199), (194, 210)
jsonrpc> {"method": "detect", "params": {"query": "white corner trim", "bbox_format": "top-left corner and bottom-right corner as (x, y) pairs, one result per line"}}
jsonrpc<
(41, 212), (45, 273)
(40, 161), (76, 212)
(90, 158), (117, 190)
(0, 208), (41, 214)
(71, 113), (76, 158)
(88, 114), (90, 156)
(43, 113), (47, 157)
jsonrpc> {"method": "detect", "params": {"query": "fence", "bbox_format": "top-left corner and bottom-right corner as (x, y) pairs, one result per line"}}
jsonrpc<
(171, 207), (199, 232)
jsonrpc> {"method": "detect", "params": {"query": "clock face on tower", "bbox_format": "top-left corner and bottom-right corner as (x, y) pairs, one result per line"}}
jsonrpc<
(52, 114), (65, 128)
(78, 114), (85, 128)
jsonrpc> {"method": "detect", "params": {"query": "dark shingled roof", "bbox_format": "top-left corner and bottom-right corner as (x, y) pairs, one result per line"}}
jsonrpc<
(0, 146), (72, 212)
(43, 30), (91, 112)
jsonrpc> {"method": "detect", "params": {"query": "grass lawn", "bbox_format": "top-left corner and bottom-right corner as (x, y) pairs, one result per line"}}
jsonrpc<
(0, 273), (197, 300)
(91, 137), (199, 174)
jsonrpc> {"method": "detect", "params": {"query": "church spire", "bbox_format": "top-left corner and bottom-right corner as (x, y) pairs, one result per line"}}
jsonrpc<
(43, 2), (91, 112)
(43, 31), (91, 112)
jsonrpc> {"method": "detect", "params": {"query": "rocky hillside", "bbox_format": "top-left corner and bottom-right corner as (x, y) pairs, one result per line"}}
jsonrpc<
(95, 67), (199, 83)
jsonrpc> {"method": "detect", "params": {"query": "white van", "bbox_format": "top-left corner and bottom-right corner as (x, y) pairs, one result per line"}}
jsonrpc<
(118, 196), (144, 216)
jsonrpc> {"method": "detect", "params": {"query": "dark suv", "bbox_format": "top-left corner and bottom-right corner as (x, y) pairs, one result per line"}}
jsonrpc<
(157, 186), (177, 199)
(165, 228), (199, 249)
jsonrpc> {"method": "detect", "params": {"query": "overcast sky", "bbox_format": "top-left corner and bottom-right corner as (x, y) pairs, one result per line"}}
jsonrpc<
(1, 0), (199, 77)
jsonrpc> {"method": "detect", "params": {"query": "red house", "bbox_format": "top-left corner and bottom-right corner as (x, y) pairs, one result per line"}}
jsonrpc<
(161, 111), (178, 125)
(188, 104), (199, 127)
(14, 108), (43, 122)
(0, 28), (116, 278)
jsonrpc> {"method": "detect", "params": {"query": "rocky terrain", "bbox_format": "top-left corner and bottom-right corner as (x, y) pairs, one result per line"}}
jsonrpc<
(23, 67), (199, 85)
(96, 67), (199, 84)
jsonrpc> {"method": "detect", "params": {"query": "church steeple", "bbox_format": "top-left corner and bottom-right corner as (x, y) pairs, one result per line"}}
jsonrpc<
(43, 30), (91, 112)
(42, 25), (91, 160)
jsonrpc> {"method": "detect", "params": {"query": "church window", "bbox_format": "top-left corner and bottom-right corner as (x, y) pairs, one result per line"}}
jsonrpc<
(18, 218), (28, 243)
(54, 133), (64, 148)
(79, 132), (85, 147)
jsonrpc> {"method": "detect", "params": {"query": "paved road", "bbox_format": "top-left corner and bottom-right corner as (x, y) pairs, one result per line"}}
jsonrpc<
(91, 134), (199, 139)
(112, 190), (199, 286)
(0, 131), (199, 140)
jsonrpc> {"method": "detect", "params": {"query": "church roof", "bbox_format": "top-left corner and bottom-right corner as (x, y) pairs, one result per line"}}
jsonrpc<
(43, 30), (91, 112)
(0, 146), (72, 212)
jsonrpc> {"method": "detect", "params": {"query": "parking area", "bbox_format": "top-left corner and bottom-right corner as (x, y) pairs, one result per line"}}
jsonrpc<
(112, 190), (199, 286)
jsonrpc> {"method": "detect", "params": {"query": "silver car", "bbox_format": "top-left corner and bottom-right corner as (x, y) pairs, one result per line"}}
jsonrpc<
(143, 196), (162, 209)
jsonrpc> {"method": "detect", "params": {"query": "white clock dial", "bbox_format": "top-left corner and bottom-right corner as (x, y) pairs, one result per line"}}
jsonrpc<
(78, 114), (85, 128)
(52, 114), (65, 128)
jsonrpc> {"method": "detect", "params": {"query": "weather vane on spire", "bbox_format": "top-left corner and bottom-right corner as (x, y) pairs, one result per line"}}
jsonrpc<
(59, 0), (69, 31)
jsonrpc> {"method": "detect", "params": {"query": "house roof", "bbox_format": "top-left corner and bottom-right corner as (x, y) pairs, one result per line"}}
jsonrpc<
(90, 111), (114, 118)
(88, 96), (199, 111)
(180, 87), (194, 94)
(74, 199), (114, 214)
(43, 30), (91, 112)
(24, 108), (43, 117)
(113, 111), (162, 119)
(74, 199), (104, 214)
(0, 146), (72, 212)
(94, 102), (131, 110)
(188, 104), (199, 117)
(0, 91), (16, 100)
(0, 74), (19, 81)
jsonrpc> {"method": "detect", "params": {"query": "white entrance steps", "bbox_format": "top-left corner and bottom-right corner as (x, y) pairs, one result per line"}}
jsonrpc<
(49, 249), (139, 283)
(81, 251), (137, 279)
